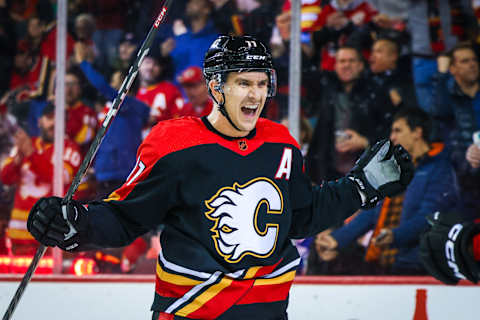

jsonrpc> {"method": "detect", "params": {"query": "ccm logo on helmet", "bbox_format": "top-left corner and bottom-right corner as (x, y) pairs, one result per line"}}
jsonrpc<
(445, 223), (467, 280)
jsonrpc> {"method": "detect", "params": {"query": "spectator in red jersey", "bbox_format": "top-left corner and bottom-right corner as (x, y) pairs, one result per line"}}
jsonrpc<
(63, 69), (97, 154)
(177, 66), (213, 118)
(0, 103), (82, 255)
(311, 0), (378, 71)
(136, 55), (185, 136)
(60, 69), (98, 201)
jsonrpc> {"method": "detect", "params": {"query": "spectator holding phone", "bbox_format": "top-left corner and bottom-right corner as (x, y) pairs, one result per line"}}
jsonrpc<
(309, 108), (459, 275)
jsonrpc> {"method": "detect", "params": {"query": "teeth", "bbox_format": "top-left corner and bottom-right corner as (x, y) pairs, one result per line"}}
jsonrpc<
(244, 105), (258, 110)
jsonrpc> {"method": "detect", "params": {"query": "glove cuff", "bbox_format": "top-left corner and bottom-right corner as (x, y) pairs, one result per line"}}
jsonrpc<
(348, 175), (381, 209)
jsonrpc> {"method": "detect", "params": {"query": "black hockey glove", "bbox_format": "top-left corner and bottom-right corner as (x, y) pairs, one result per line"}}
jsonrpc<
(348, 139), (414, 209)
(27, 197), (89, 251)
(419, 211), (480, 285)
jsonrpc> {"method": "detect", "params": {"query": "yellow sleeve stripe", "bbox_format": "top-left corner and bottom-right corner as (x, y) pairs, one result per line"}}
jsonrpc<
(178, 276), (233, 317)
(11, 209), (30, 221)
(156, 263), (203, 286)
(7, 228), (34, 240)
(253, 270), (296, 286)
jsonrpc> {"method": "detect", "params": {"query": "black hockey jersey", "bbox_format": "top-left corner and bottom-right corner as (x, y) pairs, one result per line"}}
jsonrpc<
(86, 116), (361, 319)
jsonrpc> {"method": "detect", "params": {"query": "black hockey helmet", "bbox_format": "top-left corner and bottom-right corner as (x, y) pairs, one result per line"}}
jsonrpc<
(203, 35), (277, 97)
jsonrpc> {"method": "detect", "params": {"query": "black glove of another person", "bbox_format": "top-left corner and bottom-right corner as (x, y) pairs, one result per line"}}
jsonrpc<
(419, 211), (480, 285)
(348, 139), (414, 209)
(27, 197), (89, 251)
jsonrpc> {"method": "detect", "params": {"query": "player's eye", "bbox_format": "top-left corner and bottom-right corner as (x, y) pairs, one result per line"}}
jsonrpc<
(220, 225), (234, 233)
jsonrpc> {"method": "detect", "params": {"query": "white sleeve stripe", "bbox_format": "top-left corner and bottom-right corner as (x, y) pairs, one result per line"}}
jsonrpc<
(159, 250), (213, 279)
(260, 258), (301, 279)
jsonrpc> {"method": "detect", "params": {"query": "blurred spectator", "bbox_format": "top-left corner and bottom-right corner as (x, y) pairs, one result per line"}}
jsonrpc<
(81, 0), (128, 74)
(212, 0), (283, 46)
(305, 46), (394, 183)
(0, 1), (16, 95)
(307, 226), (376, 275)
(19, 15), (45, 55)
(136, 55), (185, 136)
(9, 40), (50, 97)
(39, 20), (76, 63)
(111, 32), (139, 75)
(62, 69), (97, 154)
(74, 13), (98, 65)
(160, 0), (219, 79)
(310, 0), (378, 71)
(369, 37), (418, 108)
(176, 66), (213, 118)
(407, 0), (477, 112)
(74, 42), (150, 199)
(310, 107), (459, 275)
(280, 115), (313, 157)
(0, 103), (82, 255)
(366, 0), (409, 20)
(0, 104), (16, 254)
(281, 0), (323, 33)
(432, 44), (480, 220)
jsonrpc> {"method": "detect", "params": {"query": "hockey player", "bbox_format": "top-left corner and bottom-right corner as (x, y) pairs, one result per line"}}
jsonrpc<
(27, 35), (414, 319)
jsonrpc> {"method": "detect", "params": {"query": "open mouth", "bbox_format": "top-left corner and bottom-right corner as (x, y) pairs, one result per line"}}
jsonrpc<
(241, 105), (258, 117)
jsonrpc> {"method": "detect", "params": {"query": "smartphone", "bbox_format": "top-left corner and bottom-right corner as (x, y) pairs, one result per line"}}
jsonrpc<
(473, 131), (480, 147)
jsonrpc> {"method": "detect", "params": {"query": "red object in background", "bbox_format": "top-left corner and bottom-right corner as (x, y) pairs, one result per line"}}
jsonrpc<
(412, 288), (428, 320)
(0, 255), (53, 274)
(70, 257), (98, 276)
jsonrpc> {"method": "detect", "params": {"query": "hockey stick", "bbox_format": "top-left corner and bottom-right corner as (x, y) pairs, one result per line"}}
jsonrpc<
(2, 1), (172, 319)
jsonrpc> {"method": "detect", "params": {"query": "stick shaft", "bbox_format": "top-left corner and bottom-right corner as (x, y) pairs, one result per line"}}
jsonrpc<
(2, 1), (172, 319)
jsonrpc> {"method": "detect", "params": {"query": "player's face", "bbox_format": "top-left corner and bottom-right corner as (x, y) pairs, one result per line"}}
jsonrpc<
(223, 72), (269, 133)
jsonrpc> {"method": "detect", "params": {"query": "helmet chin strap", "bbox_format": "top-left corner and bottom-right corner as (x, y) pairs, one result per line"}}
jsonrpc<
(210, 82), (243, 132)
(218, 92), (243, 132)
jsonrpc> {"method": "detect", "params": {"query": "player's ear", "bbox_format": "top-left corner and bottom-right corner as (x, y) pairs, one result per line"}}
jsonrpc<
(208, 79), (223, 104)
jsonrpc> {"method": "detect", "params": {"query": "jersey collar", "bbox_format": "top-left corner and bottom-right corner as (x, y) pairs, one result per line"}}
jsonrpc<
(201, 116), (257, 141)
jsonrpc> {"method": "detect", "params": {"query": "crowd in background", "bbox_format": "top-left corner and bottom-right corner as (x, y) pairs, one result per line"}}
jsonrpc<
(0, 0), (479, 276)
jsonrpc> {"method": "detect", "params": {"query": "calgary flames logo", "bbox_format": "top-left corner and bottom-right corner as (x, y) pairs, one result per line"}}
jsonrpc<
(204, 177), (284, 263)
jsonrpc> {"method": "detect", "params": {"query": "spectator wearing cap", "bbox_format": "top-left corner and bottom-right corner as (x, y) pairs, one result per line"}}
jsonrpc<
(0, 103), (82, 255)
(160, 0), (219, 80)
(177, 66), (213, 118)
(111, 33), (139, 75)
